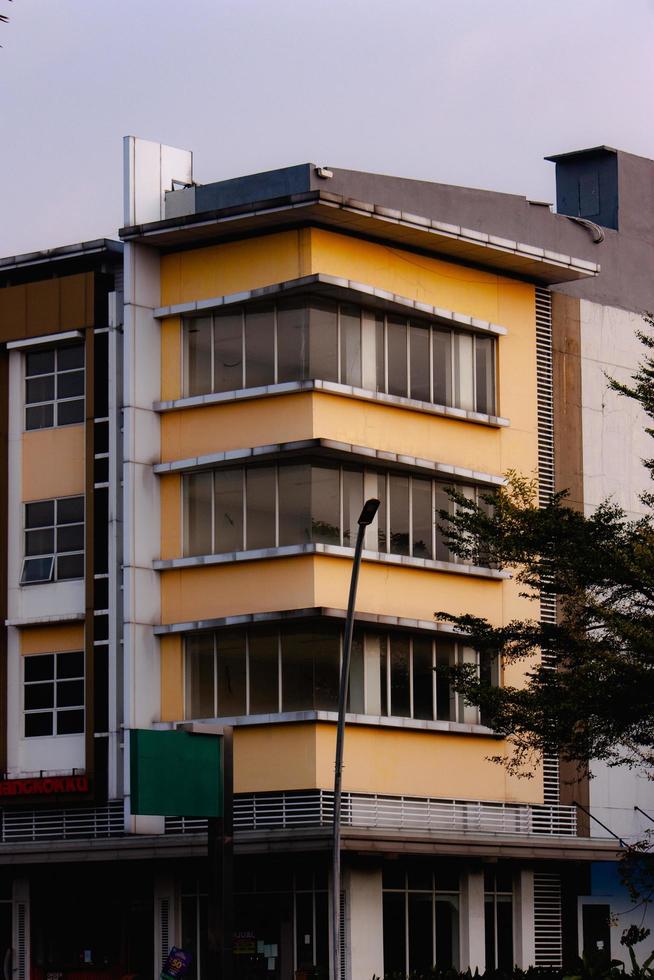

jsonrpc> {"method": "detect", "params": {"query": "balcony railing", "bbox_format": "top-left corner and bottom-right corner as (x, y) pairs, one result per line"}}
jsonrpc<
(0, 800), (124, 843)
(165, 790), (578, 838)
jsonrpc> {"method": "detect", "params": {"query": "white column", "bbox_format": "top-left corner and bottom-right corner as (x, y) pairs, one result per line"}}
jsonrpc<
(514, 869), (535, 968)
(346, 866), (384, 980)
(460, 867), (485, 972)
(154, 874), (180, 977)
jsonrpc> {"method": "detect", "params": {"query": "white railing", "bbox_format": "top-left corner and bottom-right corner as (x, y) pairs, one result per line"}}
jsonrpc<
(0, 800), (124, 843)
(165, 791), (578, 837)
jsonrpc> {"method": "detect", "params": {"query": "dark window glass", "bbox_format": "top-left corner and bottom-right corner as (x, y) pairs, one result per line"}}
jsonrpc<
(57, 371), (85, 399)
(340, 305), (361, 387)
(376, 473), (387, 552)
(389, 474), (410, 556)
(311, 467), (340, 545)
(213, 313), (243, 392)
(26, 349), (55, 376)
(94, 457), (109, 483)
(248, 631), (279, 714)
(413, 638), (434, 721)
(21, 556), (54, 584)
(436, 646), (454, 721)
(214, 469), (243, 553)
(57, 496), (84, 524)
(57, 345), (84, 371)
(25, 713), (53, 737)
(58, 651), (84, 678)
(26, 404), (54, 430)
(387, 316), (408, 397)
(348, 631), (365, 713)
(281, 631), (314, 711)
(56, 709), (84, 735)
(435, 484), (452, 562)
(216, 630), (246, 716)
(312, 629), (340, 711)
(57, 399), (85, 426)
(56, 553), (84, 580)
(94, 421), (109, 454)
(186, 318), (213, 396)
(342, 469), (364, 548)
(410, 324), (430, 401)
(277, 301), (309, 383)
(475, 336), (495, 415)
(295, 892), (314, 970)
(496, 897), (513, 971)
(436, 899), (458, 968)
(375, 315), (385, 392)
(485, 898), (496, 970)
(246, 467), (276, 550)
(309, 301), (338, 382)
(185, 633), (215, 718)
(412, 478), (432, 559)
(390, 635), (410, 717)
(25, 528), (54, 556)
(433, 330), (452, 406)
(409, 893), (434, 974)
(245, 306), (274, 387)
(380, 636), (388, 715)
(185, 472), (213, 556)
(383, 893), (406, 975)
(278, 465), (311, 547)
(26, 499), (54, 529)
(25, 655), (54, 682)
(26, 376), (54, 403)
(57, 680), (84, 707)
(24, 683), (54, 710)
(57, 523), (84, 553)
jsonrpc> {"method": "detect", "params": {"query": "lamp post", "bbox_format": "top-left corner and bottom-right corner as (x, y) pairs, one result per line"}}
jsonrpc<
(331, 498), (380, 980)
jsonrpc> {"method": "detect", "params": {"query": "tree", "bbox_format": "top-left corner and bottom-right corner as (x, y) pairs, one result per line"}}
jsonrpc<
(436, 320), (654, 778)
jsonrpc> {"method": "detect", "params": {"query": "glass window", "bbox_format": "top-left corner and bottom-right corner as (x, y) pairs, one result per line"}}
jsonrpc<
(310, 467), (340, 546)
(339, 305), (362, 387)
(248, 630), (279, 714)
(389, 474), (410, 556)
(309, 301), (338, 382)
(387, 316), (408, 397)
(185, 633), (215, 718)
(281, 631), (315, 712)
(485, 870), (513, 972)
(383, 862), (460, 974)
(25, 344), (85, 431)
(311, 628), (340, 711)
(453, 332), (474, 411)
(342, 469), (364, 548)
(432, 330), (452, 407)
(412, 637), (434, 721)
(410, 323), (430, 402)
(213, 313), (243, 392)
(21, 496), (84, 585)
(475, 335), (495, 415)
(246, 467), (276, 550)
(412, 478), (433, 559)
(24, 650), (84, 737)
(245, 305), (275, 387)
(184, 473), (213, 557)
(216, 630), (246, 716)
(390, 635), (410, 717)
(214, 469), (243, 553)
(278, 465), (311, 547)
(436, 645), (455, 721)
(277, 301), (309, 383)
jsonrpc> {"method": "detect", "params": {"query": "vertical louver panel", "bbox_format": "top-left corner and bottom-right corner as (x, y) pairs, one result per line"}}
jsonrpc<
(340, 892), (347, 980)
(15, 903), (27, 980)
(533, 873), (563, 967)
(159, 898), (170, 968)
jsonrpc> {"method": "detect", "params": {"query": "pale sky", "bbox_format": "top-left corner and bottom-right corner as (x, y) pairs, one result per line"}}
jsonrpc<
(1, 0), (653, 257)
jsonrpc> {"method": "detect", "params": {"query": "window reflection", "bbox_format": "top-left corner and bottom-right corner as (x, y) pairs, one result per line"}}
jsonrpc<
(183, 462), (490, 566)
(183, 297), (496, 415)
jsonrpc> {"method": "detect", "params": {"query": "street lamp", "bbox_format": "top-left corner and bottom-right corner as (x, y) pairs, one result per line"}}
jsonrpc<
(331, 497), (380, 980)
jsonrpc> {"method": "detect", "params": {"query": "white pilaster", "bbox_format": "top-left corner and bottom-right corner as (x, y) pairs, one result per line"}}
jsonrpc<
(460, 867), (485, 972)
(514, 869), (535, 968)
(346, 866), (384, 980)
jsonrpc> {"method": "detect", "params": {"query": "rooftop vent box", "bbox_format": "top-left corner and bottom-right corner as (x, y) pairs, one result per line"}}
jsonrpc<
(546, 146), (618, 231)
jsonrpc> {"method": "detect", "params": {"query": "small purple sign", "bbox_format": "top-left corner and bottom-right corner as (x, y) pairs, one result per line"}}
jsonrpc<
(161, 947), (193, 980)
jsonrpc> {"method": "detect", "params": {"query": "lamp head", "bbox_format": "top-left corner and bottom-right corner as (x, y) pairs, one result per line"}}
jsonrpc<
(358, 498), (380, 527)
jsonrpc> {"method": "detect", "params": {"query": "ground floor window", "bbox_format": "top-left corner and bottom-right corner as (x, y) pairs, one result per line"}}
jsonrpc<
(382, 860), (460, 975)
(181, 859), (328, 980)
(484, 868), (514, 971)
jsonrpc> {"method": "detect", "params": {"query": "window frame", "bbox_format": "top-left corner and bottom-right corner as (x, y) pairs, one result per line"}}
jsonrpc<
(24, 343), (85, 432)
(182, 298), (497, 416)
(23, 650), (85, 738)
(20, 495), (85, 586)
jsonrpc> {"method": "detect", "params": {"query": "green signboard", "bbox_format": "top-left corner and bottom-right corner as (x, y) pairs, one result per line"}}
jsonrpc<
(130, 729), (223, 817)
